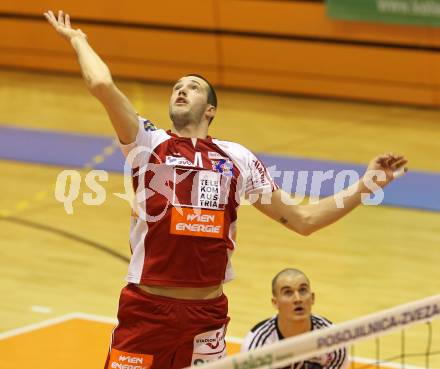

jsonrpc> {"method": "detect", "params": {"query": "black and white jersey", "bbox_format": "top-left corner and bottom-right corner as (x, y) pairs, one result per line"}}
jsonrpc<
(241, 314), (348, 369)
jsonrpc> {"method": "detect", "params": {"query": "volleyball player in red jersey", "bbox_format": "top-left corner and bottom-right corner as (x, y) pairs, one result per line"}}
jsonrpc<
(45, 10), (408, 369)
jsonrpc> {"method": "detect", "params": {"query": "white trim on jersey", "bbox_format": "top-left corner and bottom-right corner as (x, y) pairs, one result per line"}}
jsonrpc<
(126, 218), (148, 284)
(120, 118), (171, 284)
(241, 314), (349, 369)
(223, 208), (238, 283)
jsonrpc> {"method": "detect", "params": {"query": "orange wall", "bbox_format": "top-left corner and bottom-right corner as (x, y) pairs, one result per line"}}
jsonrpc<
(1, 0), (439, 106)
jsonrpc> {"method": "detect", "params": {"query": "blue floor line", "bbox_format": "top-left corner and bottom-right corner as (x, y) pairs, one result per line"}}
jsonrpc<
(1, 124), (439, 212)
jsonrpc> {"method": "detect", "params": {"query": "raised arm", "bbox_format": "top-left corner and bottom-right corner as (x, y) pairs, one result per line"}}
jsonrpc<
(252, 153), (408, 236)
(44, 10), (138, 144)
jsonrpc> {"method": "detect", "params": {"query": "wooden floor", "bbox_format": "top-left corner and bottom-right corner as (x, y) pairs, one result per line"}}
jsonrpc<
(0, 69), (439, 368)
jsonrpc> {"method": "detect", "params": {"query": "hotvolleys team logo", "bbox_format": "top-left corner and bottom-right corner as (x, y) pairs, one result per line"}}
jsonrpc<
(212, 158), (234, 177)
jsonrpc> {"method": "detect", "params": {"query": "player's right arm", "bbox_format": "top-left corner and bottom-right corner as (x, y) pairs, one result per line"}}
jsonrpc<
(44, 10), (138, 144)
(252, 154), (407, 236)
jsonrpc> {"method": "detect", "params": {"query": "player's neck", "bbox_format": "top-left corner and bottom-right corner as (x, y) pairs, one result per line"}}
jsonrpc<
(171, 121), (209, 139)
(277, 315), (311, 338)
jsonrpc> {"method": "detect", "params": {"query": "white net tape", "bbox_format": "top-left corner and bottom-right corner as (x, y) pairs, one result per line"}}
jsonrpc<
(188, 295), (440, 369)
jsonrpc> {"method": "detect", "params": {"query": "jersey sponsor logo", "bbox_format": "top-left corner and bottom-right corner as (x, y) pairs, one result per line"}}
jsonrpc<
(253, 159), (269, 185)
(211, 159), (233, 177)
(198, 171), (221, 209)
(171, 169), (226, 210)
(192, 326), (227, 363)
(170, 208), (224, 238)
(166, 156), (194, 167)
(196, 331), (223, 349)
(166, 152), (204, 168)
(107, 348), (153, 369)
(208, 151), (227, 160)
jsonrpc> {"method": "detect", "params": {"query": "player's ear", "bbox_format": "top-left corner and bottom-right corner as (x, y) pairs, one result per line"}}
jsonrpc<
(311, 292), (315, 305)
(206, 105), (216, 120)
(272, 297), (278, 310)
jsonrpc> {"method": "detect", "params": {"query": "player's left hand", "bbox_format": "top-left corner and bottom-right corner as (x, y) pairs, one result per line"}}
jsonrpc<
(44, 10), (87, 42)
(364, 153), (408, 188)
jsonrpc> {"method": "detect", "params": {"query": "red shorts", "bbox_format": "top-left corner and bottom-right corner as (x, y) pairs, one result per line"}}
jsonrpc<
(104, 284), (230, 369)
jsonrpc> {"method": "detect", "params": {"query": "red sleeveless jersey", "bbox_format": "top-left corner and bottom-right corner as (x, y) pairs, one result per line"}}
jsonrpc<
(119, 118), (278, 287)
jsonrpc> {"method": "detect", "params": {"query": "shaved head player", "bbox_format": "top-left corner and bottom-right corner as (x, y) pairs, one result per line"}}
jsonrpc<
(242, 269), (348, 369)
(45, 10), (408, 369)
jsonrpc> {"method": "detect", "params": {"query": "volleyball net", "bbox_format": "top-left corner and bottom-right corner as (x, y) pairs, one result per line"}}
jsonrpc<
(190, 295), (440, 369)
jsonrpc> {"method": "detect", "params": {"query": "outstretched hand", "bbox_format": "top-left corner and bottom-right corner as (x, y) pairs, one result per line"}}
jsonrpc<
(44, 10), (86, 42)
(364, 153), (408, 188)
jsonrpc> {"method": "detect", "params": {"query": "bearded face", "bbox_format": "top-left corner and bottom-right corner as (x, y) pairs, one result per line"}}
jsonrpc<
(169, 76), (212, 127)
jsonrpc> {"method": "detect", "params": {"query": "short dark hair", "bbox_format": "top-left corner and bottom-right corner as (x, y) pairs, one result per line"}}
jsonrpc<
(271, 268), (310, 296)
(185, 74), (217, 124)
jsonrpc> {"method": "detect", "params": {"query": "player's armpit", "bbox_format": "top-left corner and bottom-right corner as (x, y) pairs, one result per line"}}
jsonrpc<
(92, 82), (139, 144)
(251, 189), (312, 236)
